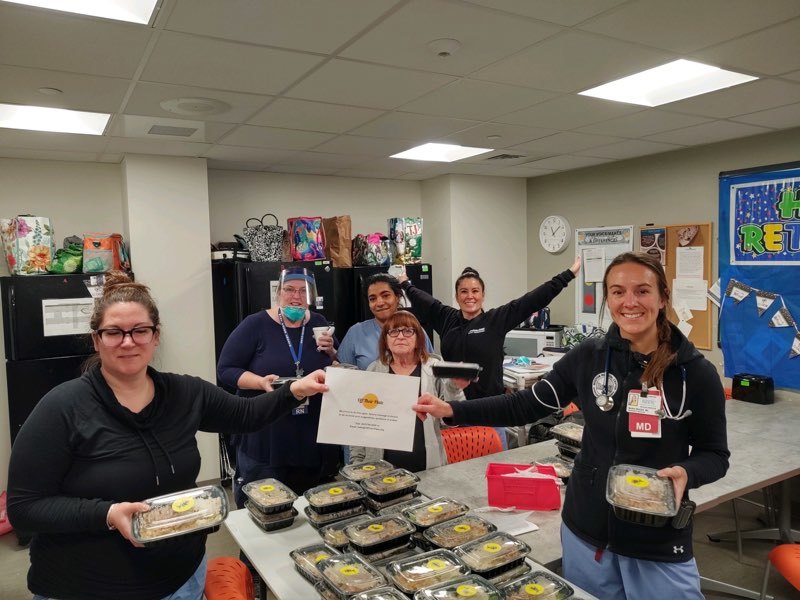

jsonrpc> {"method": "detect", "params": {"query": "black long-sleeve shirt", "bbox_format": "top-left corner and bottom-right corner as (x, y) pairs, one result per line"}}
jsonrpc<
(8, 365), (301, 600)
(402, 269), (575, 398)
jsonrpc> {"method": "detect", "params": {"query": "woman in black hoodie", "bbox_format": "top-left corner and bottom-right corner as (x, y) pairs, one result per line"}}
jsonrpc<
(8, 271), (327, 600)
(413, 252), (729, 599)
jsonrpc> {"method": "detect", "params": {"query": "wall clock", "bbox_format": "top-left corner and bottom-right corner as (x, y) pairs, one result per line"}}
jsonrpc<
(539, 215), (572, 254)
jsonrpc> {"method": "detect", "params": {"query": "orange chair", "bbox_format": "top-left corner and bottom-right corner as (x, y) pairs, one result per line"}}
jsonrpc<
(441, 426), (503, 464)
(759, 544), (800, 599)
(205, 556), (254, 600)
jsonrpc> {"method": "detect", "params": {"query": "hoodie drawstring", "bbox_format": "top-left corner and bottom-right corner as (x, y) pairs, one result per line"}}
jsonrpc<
(135, 430), (176, 486)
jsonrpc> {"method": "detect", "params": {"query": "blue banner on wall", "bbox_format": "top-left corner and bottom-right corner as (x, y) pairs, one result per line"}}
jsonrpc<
(719, 163), (800, 389)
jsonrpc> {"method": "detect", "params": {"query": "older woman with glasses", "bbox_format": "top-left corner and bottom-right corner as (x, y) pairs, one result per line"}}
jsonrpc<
(348, 312), (465, 472)
(217, 266), (339, 502)
(7, 271), (327, 600)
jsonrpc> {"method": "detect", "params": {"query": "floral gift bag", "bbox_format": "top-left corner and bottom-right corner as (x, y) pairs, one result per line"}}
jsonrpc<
(0, 215), (55, 275)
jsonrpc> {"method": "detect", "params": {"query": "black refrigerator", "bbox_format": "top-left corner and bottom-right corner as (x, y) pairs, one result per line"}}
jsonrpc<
(2, 274), (96, 443)
(352, 264), (434, 340)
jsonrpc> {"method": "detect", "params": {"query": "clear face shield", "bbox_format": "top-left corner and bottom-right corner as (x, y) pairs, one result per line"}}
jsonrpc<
(278, 267), (317, 306)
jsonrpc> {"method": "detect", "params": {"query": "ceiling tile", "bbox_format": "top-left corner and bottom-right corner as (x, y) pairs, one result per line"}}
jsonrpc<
(784, 70), (800, 83)
(265, 165), (339, 176)
(346, 157), (432, 174)
(0, 3), (152, 78)
(0, 147), (99, 162)
(340, 0), (561, 76)
(692, 19), (800, 76)
(576, 139), (685, 160)
(249, 98), (384, 133)
(165, 0), (399, 54)
(441, 123), (558, 148)
(124, 82), (271, 124)
(511, 131), (623, 154)
(272, 151), (369, 169)
(495, 164), (560, 177)
(472, 31), (671, 93)
(0, 65), (130, 113)
(218, 125), (335, 150)
(351, 112), (479, 140)
(730, 103), (800, 129)
(141, 31), (324, 95)
(463, 0), (628, 26)
(645, 120), (772, 145)
(104, 137), (212, 157)
(497, 94), (643, 130)
(0, 129), (107, 152)
(579, 0), (800, 53)
(400, 79), (557, 121)
(576, 110), (712, 138)
(203, 146), (298, 164)
(287, 59), (456, 109)
(663, 79), (800, 118)
(522, 154), (614, 171)
(312, 135), (411, 157)
(333, 167), (414, 180)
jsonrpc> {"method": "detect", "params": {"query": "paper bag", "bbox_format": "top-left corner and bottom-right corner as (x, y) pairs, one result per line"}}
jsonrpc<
(322, 215), (352, 267)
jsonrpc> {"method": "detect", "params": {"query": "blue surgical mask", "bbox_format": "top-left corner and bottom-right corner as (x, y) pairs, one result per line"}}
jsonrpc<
(282, 306), (306, 322)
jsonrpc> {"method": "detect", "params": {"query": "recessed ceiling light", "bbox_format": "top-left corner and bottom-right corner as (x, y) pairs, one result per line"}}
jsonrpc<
(578, 59), (757, 107)
(427, 38), (462, 58)
(160, 97), (231, 116)
(3, 0), (159, 24)
(0, 103), (110, 135)
(391, 142), (493, 163)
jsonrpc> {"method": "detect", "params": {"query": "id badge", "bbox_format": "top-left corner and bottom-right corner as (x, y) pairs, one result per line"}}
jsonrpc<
(627, 389), (662, 438)
(292, 400), (309, 416)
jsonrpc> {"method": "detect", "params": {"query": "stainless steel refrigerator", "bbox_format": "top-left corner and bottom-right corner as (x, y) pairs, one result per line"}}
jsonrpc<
(2, 274), (96, 443)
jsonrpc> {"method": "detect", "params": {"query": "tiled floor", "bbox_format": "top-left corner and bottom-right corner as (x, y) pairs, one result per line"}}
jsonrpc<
(1, 487), (797, 599)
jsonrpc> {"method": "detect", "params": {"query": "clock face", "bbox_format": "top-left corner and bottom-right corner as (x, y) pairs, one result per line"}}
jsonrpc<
(539, 215), (571, 254)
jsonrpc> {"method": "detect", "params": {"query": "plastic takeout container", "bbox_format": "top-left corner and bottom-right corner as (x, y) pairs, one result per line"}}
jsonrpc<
(485, 463), (561, 511)
(423, 514), (497, 550)
(317, 552), (387, 599)
(454, 532), (531, 579)
(499, 570), (575, 600)
(533, 456), (573, 480)
(549, 422), (583, 448)
(132, 484), (228, 543)
(412, 575), (501, 600)
(401, 497), (469, 529)
(487, 561), (531, 586)
(343, 514), (415, 555)
(376, 494), (427, 516)
(245, 502), (297, 532)
(340, 460), (395, 482)
(319, 514), (372, 548)
(305, 480), (366, 514)
(241, 478), (296, 514)
(305, 503), (366, 529)
(387, 549), (469, 594)
(361, 468), (420, 502)
(431, 362), (483, 381)
(289, 543), (340, 584)
(351, 587), (410, 600)
(606, 464), (677, 527)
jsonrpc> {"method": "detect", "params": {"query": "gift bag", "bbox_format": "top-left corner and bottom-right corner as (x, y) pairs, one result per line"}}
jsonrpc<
(287, 216), (326, 261)
(48, 242), (83, 273)
(83, 233), (130, 273)
(322, 215), (352, 267)
(241, 213), (284, 262)
(352, 233), (391, 266)
(388, 217), (423, 264)
(0, 215), (55, 275)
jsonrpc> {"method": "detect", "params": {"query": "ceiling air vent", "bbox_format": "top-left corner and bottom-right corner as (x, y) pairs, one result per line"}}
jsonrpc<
(147, 125), (198, 137)
(485, 153), (526, 161)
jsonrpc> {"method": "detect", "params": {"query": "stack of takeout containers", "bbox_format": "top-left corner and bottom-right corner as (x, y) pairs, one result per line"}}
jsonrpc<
(340, 460), (396, 483)
(319, 514), (373, 550)
(422, 514), (498, 550)
(304, 480), (367, 529)
(386, 549), (470, 595)
(402, 497), (470, 550)
(242, 478), (298, 532)
(315, 552), (387, 599)
(498, 570), (575, 600)
(550, 422), (583, 463)
(360, 468), (421, 513)
(454, 531), (532, 585)
(132, 485), (228, 544)
(289, 543), (340, 584)
(606, 464), (678, 527)
(343, 514), (417, 563)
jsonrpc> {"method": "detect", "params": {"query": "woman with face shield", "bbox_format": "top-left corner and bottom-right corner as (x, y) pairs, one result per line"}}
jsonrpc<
(217, 267), (339, 502)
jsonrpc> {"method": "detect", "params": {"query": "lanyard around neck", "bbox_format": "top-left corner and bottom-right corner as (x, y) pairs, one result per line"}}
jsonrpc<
(278, 309), (305, 377)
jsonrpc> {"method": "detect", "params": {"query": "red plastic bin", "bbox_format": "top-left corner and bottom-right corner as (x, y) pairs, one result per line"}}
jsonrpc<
(485, 463), (562, 511)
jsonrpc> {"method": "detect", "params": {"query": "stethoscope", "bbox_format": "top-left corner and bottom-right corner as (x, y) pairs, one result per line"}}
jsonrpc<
(594, 345), (692, 420)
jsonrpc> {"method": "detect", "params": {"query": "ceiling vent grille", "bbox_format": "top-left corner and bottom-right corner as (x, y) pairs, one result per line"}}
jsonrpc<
(148, 125), (198, 137)
(485, 153), (526, 161)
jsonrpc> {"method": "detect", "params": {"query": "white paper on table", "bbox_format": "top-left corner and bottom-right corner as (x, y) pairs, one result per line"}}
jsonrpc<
(472, 508), (539, 536)
(317, 368), (420, 452)
(677, 320), (693, 338)
(674, 304), (693, 322)
(582, 247), (605, 283)
(672, 279), (708, 311)
(707, 279), (721, 307)
(42, 298), (94, 336)
(676, 246), (704, 279)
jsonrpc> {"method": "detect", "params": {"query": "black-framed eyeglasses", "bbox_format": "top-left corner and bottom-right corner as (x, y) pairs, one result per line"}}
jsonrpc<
(387, 327), (416, 338)
(95, 326), (158, 346)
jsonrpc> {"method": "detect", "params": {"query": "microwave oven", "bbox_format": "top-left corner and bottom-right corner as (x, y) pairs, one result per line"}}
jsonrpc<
(503, 328), (563, 358)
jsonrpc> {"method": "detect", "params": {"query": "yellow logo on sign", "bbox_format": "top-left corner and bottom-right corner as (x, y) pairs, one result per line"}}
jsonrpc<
(626, 475), (650, 488)
(358, 393), (383, 410)
(172, 497), (195, 513)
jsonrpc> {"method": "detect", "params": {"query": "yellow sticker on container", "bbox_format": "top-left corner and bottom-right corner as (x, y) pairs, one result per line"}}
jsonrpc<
(382, 476), (397, 484)
(258, 484), (275, 493)
(456, 584), (477, 597)
(427, 559), (447, 571)
(171, 497), (195, 513)
(427, 505), (444, 513)
(329, 487), (344, 495)
(524, 583), (545, 595)
(483, 542), (502, 553)
(453, 524), (471, 533)
(368, 524), (385, 532)
(340, 566), (359, 576)
(314, 554), (329, 563)
(626, 475), (650, 488)
(362, 465), (376, 471)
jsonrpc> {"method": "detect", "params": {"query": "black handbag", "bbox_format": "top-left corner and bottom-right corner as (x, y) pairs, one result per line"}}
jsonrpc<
(241, 213), (283, 262)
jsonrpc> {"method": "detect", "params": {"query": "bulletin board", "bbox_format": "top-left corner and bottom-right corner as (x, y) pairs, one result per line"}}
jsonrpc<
(661, 223), (713, 350)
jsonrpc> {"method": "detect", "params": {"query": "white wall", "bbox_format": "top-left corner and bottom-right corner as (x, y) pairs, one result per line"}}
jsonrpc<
(525, 126), (800, 376)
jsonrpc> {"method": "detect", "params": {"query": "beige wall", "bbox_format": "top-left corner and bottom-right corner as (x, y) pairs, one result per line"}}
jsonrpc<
(525, 126), (800, 376)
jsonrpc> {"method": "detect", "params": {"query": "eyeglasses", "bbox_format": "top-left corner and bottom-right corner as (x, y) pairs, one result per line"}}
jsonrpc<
(95, 326), (158, 346)
(387, 327), (416, 338)
(281, 286), (307, 297)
